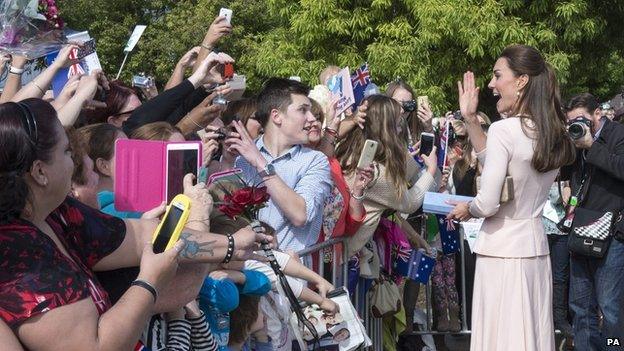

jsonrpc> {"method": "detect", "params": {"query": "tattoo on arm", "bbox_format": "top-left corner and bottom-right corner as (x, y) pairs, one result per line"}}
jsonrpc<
(179, 232), (216, 259)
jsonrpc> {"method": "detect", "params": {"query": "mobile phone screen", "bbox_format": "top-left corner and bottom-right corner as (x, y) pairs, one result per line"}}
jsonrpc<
(420, 134), (434, 156)
(153, 204), (184, 253)
(167, 149), (198, 202)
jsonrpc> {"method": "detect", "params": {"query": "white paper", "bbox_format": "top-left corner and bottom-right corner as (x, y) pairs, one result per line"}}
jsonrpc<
(124, 25), (147, 53)
(461, 218), (484, 253)
(327, 67), (355, 116)
(542, 200), (560, 223)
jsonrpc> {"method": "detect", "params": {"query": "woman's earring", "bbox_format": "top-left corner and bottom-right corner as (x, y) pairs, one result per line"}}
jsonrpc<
(516, 90), (520, 97)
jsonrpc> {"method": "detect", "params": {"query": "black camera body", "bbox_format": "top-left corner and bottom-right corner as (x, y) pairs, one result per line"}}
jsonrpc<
(452, 110), (463, 121)
(568, 116), (593, 140)
(402, 100), (416, 113)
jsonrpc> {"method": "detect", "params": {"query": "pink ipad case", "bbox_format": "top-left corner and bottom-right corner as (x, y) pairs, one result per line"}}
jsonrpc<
(114, 139), (202, 212)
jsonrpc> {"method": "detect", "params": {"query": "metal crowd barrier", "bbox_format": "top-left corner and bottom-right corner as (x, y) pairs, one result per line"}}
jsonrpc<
(295, 212), (475, 349)
(408, 214), (472, 338)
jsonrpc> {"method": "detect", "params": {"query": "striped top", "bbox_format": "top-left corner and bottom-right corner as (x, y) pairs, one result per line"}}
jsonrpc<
(144, 312), (217, 351)
(236, 136), (333, 253)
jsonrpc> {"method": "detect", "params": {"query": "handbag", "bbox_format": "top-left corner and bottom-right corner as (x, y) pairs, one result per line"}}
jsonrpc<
(476, 175), (514, 203)
(369, 273), (402, 318)
(569, 208), (615, 258)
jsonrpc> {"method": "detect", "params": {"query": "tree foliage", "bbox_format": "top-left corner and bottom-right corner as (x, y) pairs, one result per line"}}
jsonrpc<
(57, 0), (624, 116)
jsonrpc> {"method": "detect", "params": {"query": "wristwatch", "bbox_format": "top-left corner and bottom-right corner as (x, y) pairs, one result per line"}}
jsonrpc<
(258, 163), (276, 178)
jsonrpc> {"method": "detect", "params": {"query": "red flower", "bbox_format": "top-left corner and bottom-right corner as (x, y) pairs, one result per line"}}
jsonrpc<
(252, 186), (270, 204)
(231, 187), (255, 207)
(218, 194), (245, 218)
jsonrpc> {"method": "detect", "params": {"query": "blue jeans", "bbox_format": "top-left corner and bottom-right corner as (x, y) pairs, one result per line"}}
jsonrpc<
(570, 238), (624, 351)
(548, 234), (572, 336)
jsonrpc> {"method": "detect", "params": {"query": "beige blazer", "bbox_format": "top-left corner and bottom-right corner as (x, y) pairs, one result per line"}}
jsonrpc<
(469, 117), (557, 258)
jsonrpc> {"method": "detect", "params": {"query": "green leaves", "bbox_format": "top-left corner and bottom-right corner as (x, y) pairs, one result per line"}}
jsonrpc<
(57, 0), (624, 116)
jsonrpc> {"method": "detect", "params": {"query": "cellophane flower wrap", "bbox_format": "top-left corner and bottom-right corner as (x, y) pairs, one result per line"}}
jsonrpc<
(0, 0), (66, 58)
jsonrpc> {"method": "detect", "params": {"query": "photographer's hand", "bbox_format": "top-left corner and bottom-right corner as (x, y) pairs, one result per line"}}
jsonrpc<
(175, 87), (231, 134)
(56, 70), (104, 127)
(226, 120), (267, 170)
(188, 52), (235, 87)
(192, 16), (233, 73)
(417, 102), (434, 132)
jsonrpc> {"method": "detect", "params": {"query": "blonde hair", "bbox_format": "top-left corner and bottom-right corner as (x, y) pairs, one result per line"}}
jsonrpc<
(130, 121), (181, 141)
(336, 95), (408, 198)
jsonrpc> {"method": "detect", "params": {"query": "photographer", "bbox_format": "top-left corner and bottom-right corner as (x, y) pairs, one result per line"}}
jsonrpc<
(562, 92), (624, 350)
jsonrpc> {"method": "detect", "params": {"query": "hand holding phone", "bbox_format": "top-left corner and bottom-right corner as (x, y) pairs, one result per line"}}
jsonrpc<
(152, 194), (192, 253)
(419, 132), (435, 156)
(219, 8), (233, 24)
(357, 139), (378, 169)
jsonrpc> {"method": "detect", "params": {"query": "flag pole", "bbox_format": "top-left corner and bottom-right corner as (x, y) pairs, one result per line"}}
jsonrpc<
(115, 51), (130, 80)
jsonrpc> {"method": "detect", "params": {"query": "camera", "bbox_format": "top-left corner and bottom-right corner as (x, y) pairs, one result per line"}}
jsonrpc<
(567, 116), (593, 140)
(452, 110), (463, 121)
(132, 74), (154, 89)
(402, 100), (416, 113)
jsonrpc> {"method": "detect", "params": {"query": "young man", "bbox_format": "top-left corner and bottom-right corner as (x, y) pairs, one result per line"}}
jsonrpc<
(226, 78), (332, 257)
(563, 92), (624, 351)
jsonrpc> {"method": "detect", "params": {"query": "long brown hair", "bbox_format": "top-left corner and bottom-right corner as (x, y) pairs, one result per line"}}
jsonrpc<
(336, 95), (408, 198)
(502, 45), (575, 172)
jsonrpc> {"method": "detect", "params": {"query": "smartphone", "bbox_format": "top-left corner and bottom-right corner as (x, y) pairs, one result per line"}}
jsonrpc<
(417, 96), (429, 110)
(152, 194), (191, 253)
(357, 139), (378, 169)
(219, 8), (233, 24)
(420, 132), (435, 156)
(166, 143), (201, 203)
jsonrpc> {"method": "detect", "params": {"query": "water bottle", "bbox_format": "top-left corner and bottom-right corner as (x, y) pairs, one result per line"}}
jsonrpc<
(209, 306), (230, 350)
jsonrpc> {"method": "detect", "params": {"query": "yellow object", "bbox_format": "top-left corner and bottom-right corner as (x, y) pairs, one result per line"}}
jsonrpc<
(151, 194), (191, 253)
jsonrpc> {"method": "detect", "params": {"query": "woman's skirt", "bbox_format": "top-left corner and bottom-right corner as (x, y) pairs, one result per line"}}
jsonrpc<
(471, 254), (555, 351)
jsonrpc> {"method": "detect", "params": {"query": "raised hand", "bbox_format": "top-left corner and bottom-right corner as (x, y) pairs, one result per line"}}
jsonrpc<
(225, 120), (266, 170)
(189, 52), (235, 87)
(137, 240), (186, 293)
(178, 46), (201, 69)
(203, 16), (233, 48)
(457, 71), (480, 124)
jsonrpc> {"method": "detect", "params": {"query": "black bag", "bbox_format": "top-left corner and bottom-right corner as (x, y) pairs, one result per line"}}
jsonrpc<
(568, 207), (615, 258)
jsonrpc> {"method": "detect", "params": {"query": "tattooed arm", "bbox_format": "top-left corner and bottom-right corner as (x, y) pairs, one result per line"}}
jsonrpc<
(93, 219), (269, 271)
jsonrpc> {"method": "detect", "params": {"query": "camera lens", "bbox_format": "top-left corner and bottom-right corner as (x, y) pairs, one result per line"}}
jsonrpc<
(402, 101), (416, 112)
(568, 122), (586, 140)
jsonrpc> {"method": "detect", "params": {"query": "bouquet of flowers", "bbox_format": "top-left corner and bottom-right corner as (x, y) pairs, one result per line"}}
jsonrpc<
(217, 184), (269, 221)
(212, 173), (322, 346)
(0, 0), (66, 58)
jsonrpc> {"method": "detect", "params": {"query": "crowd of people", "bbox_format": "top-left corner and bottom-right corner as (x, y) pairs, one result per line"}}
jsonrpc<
(0, 13), (623, 351)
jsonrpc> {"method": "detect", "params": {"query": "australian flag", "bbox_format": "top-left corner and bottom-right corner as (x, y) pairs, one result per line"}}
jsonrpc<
(351, 63), (371, 107)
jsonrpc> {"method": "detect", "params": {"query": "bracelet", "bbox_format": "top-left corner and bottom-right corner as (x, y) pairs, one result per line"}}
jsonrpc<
(350, 191), (365, 201)
(131, 279), (158, 303)
(31, 81), (45, 94)
(9, 66), (24, 75)
(221, 234), (235, 264)
(190, 118), (204, 130)
(201, 43), (212, 51)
